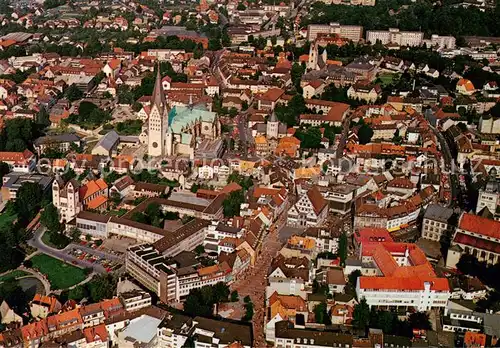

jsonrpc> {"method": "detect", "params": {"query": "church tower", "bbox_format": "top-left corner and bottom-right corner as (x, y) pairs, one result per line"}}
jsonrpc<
(307, 41), (318, 70)
(267, 111), (279, 139)
(148, 67), (169, 157)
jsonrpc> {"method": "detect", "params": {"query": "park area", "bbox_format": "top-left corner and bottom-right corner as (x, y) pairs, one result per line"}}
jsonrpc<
(30, 254), (88, 289)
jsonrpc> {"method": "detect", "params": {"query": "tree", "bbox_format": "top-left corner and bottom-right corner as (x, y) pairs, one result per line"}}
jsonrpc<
(65, 84), (84, 102)
(69, 227), (81, 242)
(40, 204), (61, 232)
(16, 182), (44, 223)
(296, 127), (322, 149)
(408, 312), (431, 330)
(0, 162), (9, 183)
(339, 231), (348, 266)
(223, 190), (245, 218)
(291, 63), (305, 89)
(68, 285), (88, 301)
(194, 245), (205, 255)
(358, 124), (373, 145)
(353, 298), (370, 332)
(231, 290), (239, 302)
(237, 2), (246, 10)
(36, 107), (51, 127)
(243, 300), (254, 321)
(145, 202), (161, 218)
(314, 302), (331, 324)
(348, 270), (361, 290)
(88, 274), (116, 302)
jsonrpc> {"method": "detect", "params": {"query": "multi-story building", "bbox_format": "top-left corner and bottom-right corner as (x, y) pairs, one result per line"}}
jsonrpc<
(204, 221), (244, 252)
(366, 28), (424, 47)
(447, 213), (500, 268)
(0, 149), (36, 173)
(287, 186), (328, 227)
(126, 244), (178, 302)
(356, 242), (450, 311)
(307, 23), (363, 42)
(1, 173), (52, 201)
(126, 242), (232, 303)
(421, 204), (455, 242)
(118, 290), (152, 312)
(274, 321), (353, 348)
(157, 314), (253, 348)
(33, 133), (81, 156)
(425, 34), (456, 49)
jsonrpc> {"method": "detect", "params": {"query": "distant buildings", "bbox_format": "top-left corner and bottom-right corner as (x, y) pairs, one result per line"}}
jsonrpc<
(307, 23), (363, 42)
(366, 28), (424, 47)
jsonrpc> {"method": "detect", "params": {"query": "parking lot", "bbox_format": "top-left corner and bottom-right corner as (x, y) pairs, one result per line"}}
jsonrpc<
(66, 240), (124, 273)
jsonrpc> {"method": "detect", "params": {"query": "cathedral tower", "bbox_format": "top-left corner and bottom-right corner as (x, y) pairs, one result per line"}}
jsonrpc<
(148, 67), (169, 157)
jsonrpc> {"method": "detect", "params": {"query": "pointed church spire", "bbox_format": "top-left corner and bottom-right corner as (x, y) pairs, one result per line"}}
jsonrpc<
(269, 111), (278, 123)
(151, 63), (166, 112)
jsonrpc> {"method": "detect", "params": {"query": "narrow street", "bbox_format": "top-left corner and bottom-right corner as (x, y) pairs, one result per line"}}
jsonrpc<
(230, 228), (282, 347)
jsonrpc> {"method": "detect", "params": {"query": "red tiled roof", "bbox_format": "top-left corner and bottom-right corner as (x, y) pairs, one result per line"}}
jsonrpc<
(459, 213), (500, 239)
(359, 276), (449, 291)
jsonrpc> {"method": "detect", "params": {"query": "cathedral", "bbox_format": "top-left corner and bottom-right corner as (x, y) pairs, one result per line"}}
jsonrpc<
(144, 68), (220, 158)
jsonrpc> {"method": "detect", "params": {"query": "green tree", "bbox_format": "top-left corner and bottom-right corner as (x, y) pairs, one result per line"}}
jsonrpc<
(314, 301), (331, 324)
(291, 63), (305, 89)
(36, 107), (51, 127)
(68, 285), (88, 301)
(65, 84), (84, 102)
(88, 274), (116, 302)
(145, 202), (161, 218)
(41, 204), (61, 232)
(223, 190), (245, 218)
(339, 231), (348, 265)
(237, 2), (246, 10)
(358, 124), (373, 145)
(16, 182), (44, 223)
(0, 162), (9, 183)
(69, 227), (81, 242)
(408, 312), (431, 330)
(353, 298), (370, 332)
(230, 290), (239, 302)
(348, 269), (361, 290)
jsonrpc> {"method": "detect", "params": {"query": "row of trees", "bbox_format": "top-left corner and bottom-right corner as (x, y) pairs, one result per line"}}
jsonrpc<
(353, 298), (431, 336)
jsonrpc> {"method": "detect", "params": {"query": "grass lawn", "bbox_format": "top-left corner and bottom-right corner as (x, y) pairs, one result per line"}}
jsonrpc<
(30, 254), (87, 289)
(108, 209), (127, 217)
(378, 73), (399, 87)
(0, 270), (29, 282)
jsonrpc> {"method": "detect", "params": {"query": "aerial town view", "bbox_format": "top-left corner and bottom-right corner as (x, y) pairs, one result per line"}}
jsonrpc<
(0, 0), (499, 346)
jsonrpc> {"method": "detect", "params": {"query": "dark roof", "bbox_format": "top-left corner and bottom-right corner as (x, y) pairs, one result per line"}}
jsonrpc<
(34, 133), (80, 146)
(192, 317), (252, 347)
(274, 321), (352, 347)
(153, 219), (210, 253)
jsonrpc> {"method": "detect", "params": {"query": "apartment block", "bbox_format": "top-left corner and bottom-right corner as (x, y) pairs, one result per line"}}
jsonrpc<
(366, 28), (424, 47)
(307, 23), (363, 42)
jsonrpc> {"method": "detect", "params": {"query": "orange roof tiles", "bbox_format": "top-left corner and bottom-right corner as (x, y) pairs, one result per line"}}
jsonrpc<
(83, 324), (108, 343)
(459, 212), (500, 239)
(359, 276), (449, 291)
(0, 149), (34, 163)
(86, 195), (108, 210)
(79, 179), (108, 200)
(457, 78), (475, 92)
